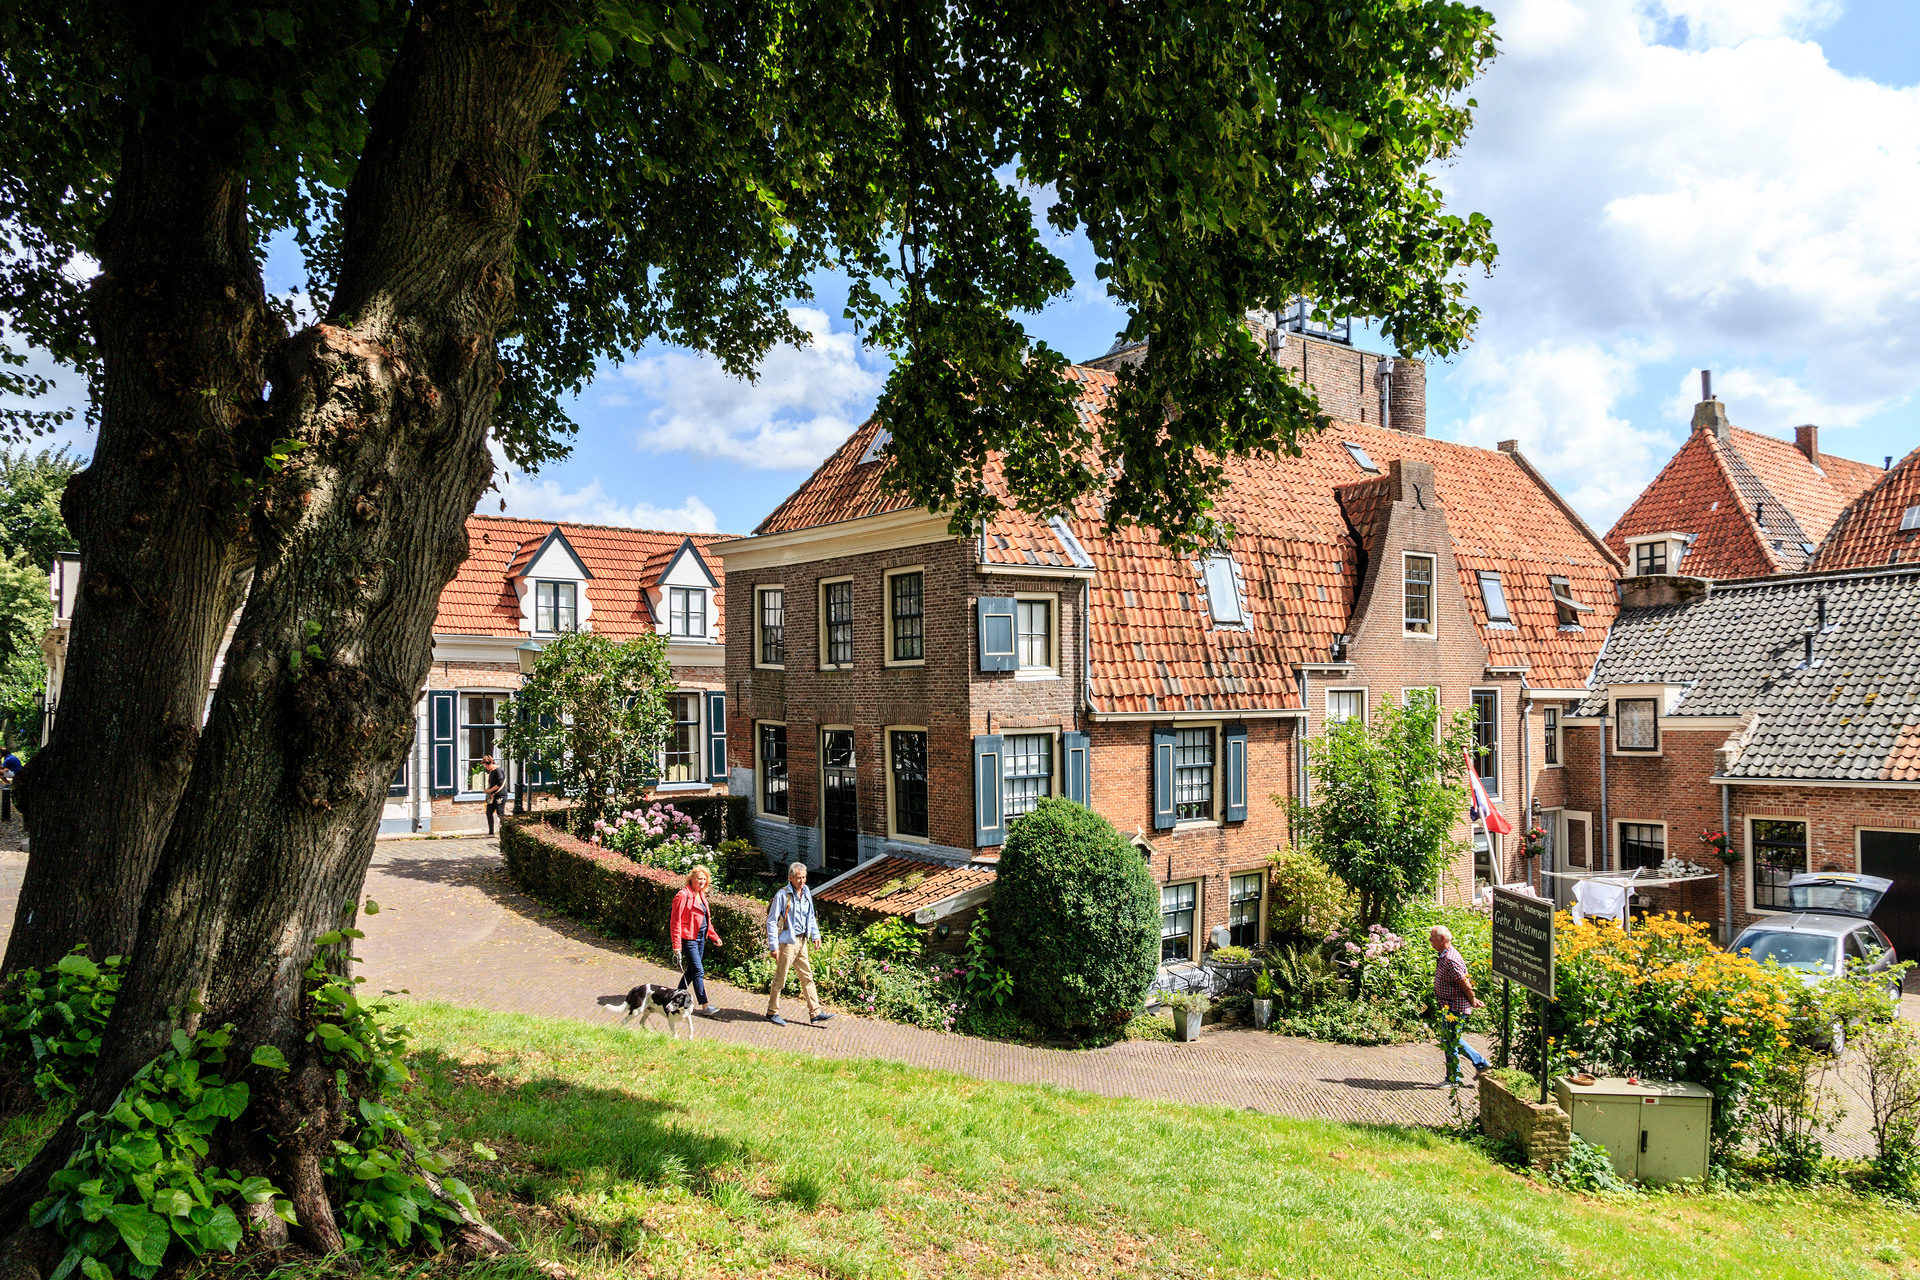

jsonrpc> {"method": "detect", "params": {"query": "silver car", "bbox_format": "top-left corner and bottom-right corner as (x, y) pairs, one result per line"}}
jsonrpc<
(1730, 872), (1900, 1000)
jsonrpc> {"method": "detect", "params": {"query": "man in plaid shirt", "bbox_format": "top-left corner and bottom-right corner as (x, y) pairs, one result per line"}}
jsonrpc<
(1431, 925), (1489, 1085)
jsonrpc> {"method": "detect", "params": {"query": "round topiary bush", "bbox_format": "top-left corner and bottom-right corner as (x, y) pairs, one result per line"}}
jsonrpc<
(994, 797), (1159, 1032)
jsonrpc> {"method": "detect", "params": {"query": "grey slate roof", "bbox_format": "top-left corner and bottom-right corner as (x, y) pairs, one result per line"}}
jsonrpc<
(1577, 568), (1920, 782)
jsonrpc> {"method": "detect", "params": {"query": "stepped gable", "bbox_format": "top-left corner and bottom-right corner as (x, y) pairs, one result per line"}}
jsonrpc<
(1814, 445), (1920, 571)
(437, 515), (732, 640)
(755, 368), (1618, 714)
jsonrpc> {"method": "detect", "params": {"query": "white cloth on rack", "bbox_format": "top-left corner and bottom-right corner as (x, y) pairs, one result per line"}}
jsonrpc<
(1572, 879), (1629, 926)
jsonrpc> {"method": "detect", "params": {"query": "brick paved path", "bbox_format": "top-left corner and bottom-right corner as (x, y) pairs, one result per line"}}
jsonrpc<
(0, 837), (1887, 1151)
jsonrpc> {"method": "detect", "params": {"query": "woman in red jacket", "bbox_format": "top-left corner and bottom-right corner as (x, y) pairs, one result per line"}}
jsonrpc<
(671, 865), (722, 1014)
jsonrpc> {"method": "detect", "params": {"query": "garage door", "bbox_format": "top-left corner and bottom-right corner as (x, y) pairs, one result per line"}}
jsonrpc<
(1860, 829), (1920, 961)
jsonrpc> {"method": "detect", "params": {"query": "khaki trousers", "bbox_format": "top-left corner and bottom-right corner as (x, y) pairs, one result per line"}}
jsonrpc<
(766, 940), (822, 1018)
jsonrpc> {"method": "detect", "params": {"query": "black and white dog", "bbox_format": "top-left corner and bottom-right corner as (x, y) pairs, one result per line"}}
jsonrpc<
(599, 983), (696, 1039)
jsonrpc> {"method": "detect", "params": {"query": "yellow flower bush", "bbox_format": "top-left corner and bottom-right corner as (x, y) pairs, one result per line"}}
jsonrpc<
(1516, 913), (1797, 1148)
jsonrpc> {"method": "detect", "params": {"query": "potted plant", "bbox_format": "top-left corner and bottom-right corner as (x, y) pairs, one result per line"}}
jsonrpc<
(1252, 969), (1275, 1029)
(1167, 990), (1207, 1042)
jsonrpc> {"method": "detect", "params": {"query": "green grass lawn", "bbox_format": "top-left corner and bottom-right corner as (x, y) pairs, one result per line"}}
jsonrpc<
(378, 1000), (1920, 1280)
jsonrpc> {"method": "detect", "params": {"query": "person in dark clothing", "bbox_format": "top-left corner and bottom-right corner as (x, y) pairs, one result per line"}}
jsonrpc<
(1, 751), (20, 824)
(483, 754), (505, 835)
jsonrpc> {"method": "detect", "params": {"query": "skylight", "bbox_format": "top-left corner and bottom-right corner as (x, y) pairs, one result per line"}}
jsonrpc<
(860, 427), (893, 464)
(1476, 571), (1510, 623)
(1201, 555), (1244, 625)
(1342, 442), (1379, 474)
(1901, 505), (1920, 533)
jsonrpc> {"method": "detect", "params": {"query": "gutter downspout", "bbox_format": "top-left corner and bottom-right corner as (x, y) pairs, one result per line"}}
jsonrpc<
(1721, 783), (1733, 944)
(1081, 578), (1091, 736)
(1519, 684), (1531, 893)
(1598, 715), (1610, 872)
(412, 694), (425, 833)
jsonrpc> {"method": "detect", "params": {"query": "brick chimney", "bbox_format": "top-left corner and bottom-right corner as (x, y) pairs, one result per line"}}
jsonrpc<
(1794, 424), (1819, 465)
(1389, 457), (1437, 506)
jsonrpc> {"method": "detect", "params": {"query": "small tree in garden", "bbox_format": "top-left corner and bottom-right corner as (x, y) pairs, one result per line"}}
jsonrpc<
(498, 630), (674, 830)
(1860, 1020), (1920, 1190)
(1289, 691), (1473, 926)
(995, 799), (1159, 1033)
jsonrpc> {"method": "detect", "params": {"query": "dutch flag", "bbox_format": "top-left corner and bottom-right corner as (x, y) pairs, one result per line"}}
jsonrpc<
(1463, 748), (1513, 835)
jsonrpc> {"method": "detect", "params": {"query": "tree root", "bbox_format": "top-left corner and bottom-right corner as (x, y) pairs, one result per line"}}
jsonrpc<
(394, 1135), (515, 1259)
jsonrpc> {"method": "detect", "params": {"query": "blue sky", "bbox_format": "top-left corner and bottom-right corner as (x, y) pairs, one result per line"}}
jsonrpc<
(18, 1), (1920, 539)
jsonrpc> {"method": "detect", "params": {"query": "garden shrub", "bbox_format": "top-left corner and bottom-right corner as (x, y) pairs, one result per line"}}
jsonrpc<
(994, 799), (1159, 1033)
(1271, 998), (1407, 1045)
(1268, 849), (1355, 946)
(1547, 1132), (1635, 1197)
(1518, 913), (1796, 1151)
(852, 916), (924, 963)
(1859, 1019), (1920, 1193)
(1747, 1045), (1839, 1183)
(0, 947), (122, 1108)
(1262, 947), (1341, 1016)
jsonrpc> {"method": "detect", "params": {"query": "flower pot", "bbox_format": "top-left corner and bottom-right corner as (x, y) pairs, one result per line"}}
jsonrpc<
(1172, 1007), (1204, 1041)
(1252, 998), (1274, 1029)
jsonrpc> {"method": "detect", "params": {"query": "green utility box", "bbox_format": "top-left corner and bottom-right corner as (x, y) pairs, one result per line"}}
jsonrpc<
(1552, 1077), (1713, 1185)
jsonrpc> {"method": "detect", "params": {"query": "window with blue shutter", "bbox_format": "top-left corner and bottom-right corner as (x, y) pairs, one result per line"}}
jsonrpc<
(428, 691), (456, 795)
(1223, 724), (1249, 822)
(977, 597), (1016, 672)
(706, 691), (728, 781)
(1151, 729), (1176, 830)
(1062, 732), (1090, 806)
(973, 734), (1005, 846)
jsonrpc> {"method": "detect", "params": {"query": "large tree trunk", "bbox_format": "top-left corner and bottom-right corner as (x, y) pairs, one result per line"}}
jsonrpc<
(4, 104), (265, 975)
(0, 0), (567, 1253)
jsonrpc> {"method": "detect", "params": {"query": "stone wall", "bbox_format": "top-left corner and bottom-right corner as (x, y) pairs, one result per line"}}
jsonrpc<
(1478, 1074), (1571, 1168)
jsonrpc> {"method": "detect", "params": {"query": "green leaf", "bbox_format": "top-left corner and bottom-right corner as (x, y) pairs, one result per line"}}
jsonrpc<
(237, 1176), (278, 1205)
(250, 1045), (289, 1072)
(363, 898), (380, 916)
(107, 1204), (170, 1266)
(78, 1258), (111, 1280)
(204, 1204), (242, 1253)
(55, 955), (100, 982)
(471, 1141), (498, 1162)
(150, 1189), (193, 1218)
(169, 1028), (192, 1054)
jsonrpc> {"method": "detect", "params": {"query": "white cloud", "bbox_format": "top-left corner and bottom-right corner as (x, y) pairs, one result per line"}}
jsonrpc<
(494, 472), (719, 533)
(614, 307), (886, 471)
(1431, 0), (1920, 526)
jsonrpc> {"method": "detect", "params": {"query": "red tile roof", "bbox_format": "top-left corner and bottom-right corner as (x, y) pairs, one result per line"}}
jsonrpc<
(755, 368), (1620, 709)
(1607, 421), (1882, 579)
(815, 856), (996, 916)
(1813, 445), (1920, 571)
(437, 516), (731, 641)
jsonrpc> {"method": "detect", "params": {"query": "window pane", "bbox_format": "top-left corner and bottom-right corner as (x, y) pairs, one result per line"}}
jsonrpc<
(1229, 874), (1262, 947)
(1161, 882), (1196, 962)
(1016, 600), (1051, 668)
(556, 582), (575, 631)
(1327, 689), (1364, 723)
(1543, 707), (1559, 766)
(1004, 734), (1053, 817)
(1636, 542), (1667, 575)
(760, 589), (785, 665)
(1616, 698), (1657, 750)
(461, 695), (503, 791)
(826, 581), (854, 665)
(1203, 556), (1242, 624)
(1620, 822), (1665, 871)
(1174, 728), (1214, 820)
(1404, 556), (1433, 634)
(892, 730), (929, 838)
(760, 723), (788, 817)
(1753, 819), (1808, 910)
(664, 693), (700, 781)
(1472, 690), (1498, 791)
(891, 572), (924, 661)
(1477, 571), (1510, 622)
(670, 587), (705, 637)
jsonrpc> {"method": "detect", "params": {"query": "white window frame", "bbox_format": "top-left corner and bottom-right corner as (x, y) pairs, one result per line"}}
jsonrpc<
(755, 720), (789, 823)
(534, 580), (578, 635)
(885, 724), (931, 843)
(658, 691), (705, 788)
(1227, 870), (1265, 948)
(1748, 815), (1812, 915)
(1617, 819), (1668, 873)
(1171, 720), (1222, 827)
(1470, 687), (1500, 799)
(1631, 539), (1669, 576)
(668, 586), (707, 638)
(883, 566), (927, 668)
(819, 576), (855, 670)
(1541, 705), (1562, 768)
(1325, 687), (1367, 725)
(1013, 592), (1059, 678)
(755, 585), (786, 669)
(1476, 570), (1511, 624)
(1200, 554), (1245, 627)
(1160, 879), (1201, 964)
(1403, 553), (1436, 637)
(457, 690), (510, 799)
(1002, 728), (1059, 821)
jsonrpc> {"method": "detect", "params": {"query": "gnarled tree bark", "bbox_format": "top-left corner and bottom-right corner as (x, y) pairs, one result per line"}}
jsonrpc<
(0, 0), (567, 1255)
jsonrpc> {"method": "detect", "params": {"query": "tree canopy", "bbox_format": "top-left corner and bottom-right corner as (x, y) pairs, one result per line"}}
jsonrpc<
(1, 0), (1498, 548)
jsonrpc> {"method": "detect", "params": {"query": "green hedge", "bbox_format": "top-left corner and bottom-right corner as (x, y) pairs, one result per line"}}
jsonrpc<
(535, 795), (751, 846)
(501, 815), (768, 963)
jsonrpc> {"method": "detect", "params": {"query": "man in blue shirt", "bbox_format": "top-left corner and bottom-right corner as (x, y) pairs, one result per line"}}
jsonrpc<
(764, 862), (832, 1027)
(1, 750), (21, 824)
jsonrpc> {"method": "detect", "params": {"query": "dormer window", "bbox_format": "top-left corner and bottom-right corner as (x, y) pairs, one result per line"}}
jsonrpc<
(668, 587), (707, 638)
(535, 581), (577, 633)
(1476, 571), (1510, 623)
(1634, 541), (1667, 575)
(1201, 554), (1243, 625)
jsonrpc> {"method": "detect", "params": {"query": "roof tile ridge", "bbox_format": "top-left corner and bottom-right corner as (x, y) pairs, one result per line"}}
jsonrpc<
(1495, 445), (1624, 570)
(1701, 428), (1791, 572)
(754, 417), (885, 535)
(1814, 443), (1920, 565)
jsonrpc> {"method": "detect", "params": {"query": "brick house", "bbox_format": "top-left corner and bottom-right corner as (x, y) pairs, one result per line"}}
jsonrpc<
(1813, 444), (1920, 570)
(1557, 566), (1920, 954)
(1605, 385), (1881, 581)
(717, 322), (1620, 961)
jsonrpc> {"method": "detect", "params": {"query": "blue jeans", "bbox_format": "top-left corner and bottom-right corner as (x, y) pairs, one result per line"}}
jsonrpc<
(677, 939), (708, 1006)
(1441, 1008), (1488, 1083)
